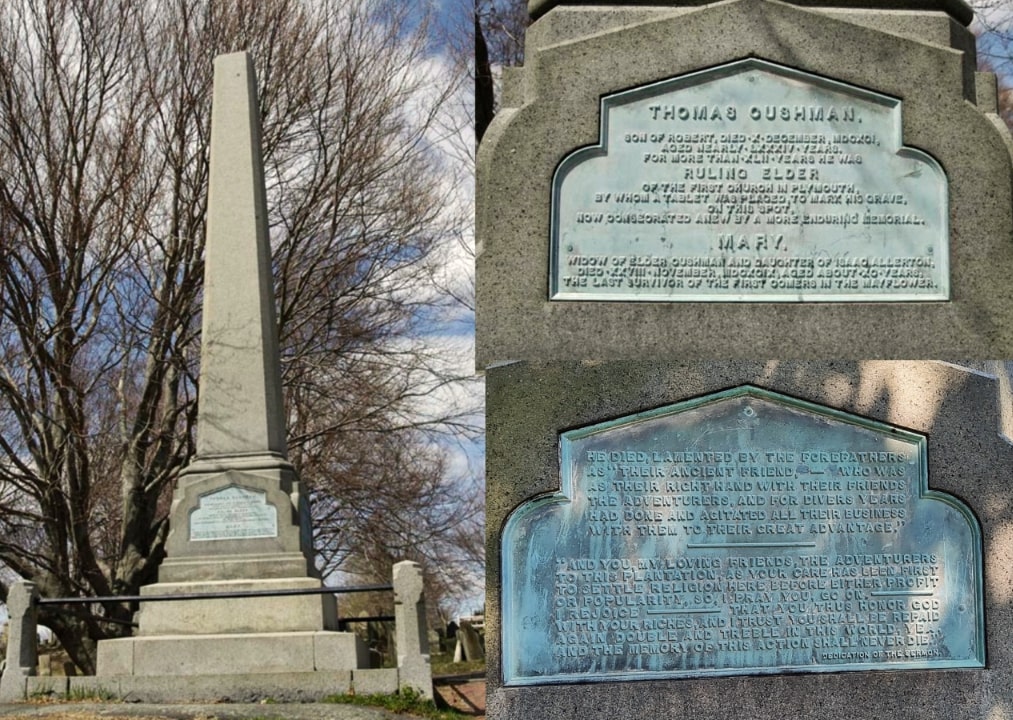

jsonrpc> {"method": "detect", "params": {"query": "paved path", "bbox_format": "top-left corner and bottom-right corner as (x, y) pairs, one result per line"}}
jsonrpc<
(0, 702), (416, 719)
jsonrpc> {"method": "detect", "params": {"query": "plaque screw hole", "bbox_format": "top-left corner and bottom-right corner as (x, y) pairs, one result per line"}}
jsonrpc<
(743, 407), (756, 418)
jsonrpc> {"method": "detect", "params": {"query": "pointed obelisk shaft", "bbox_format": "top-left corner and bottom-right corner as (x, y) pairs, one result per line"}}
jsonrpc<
(195, 52), (287, 462)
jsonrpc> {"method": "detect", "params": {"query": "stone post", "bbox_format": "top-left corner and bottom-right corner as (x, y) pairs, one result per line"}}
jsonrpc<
(393, 561), (432, 700)
(0, 582), (38, 701)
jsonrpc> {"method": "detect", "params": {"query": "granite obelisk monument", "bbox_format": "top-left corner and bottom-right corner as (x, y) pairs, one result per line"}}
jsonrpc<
(96, 52), (366, 681)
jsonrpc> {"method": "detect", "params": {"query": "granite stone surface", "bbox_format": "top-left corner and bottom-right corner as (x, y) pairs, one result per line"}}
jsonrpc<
(528, 0), (975, 24)
(486, 361), (1013, 719)
(476, 0), (1013, 364)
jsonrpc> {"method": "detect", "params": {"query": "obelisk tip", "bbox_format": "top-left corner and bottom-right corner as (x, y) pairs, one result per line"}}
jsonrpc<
(214, 51), (253, 74)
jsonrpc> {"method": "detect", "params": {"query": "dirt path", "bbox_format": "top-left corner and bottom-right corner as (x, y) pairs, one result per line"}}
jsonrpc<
(0, 679), (486, 720)
(0, 702), (412, 719)
(434, 677), (485, 717)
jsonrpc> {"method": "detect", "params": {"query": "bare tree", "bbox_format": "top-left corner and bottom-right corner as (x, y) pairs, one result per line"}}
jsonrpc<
(974, 0), (1013, 73)
(0, 0), (480, 673)
(969, 0), (1013, 137)
(476, 0), (529, 141)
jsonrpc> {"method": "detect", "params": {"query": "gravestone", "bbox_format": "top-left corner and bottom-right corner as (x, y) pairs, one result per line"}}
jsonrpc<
(485, 361), (1013, 719)
(476, 0), (1013, 360)
(93, 52), (367, 689)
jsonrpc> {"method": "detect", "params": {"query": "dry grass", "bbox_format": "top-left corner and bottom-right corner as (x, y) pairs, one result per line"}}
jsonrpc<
(14, 714), (181, 720)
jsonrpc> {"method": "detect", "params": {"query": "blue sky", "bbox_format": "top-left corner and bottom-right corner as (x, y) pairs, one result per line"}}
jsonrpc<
(402, 0), (470, 56)
(400, 0), (484, 618)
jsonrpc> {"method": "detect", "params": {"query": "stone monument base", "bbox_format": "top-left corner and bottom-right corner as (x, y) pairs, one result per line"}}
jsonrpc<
(157, 550), (314, 582)
(96, 630), (368, 677)
(29, 668), (398, 703)
(131, 577), (338, 635)
(95, 575), (360, 680)
(1, 561), (432, 703)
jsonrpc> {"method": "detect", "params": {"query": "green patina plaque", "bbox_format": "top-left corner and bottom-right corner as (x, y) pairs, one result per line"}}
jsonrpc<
(189, 484), (279, 542)
(550, 59), (948, 302)
(502, 386), (983, 685)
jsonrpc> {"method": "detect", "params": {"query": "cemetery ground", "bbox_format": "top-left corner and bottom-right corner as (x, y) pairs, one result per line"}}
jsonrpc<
(0, 674), (486, 720)
(0, 703), (414, 720)
(0, 647), (485, 720)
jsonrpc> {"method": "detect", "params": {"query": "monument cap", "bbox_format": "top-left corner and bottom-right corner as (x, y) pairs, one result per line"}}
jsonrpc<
(528, 0), (973, 25)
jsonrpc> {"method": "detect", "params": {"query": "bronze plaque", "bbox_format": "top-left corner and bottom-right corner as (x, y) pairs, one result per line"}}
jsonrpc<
(502, 387), (982, 684)
(550, 59), (948, 301)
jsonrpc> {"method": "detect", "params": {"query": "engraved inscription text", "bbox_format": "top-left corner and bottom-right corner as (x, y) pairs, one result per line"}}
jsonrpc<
(550, 60), (948, 301)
